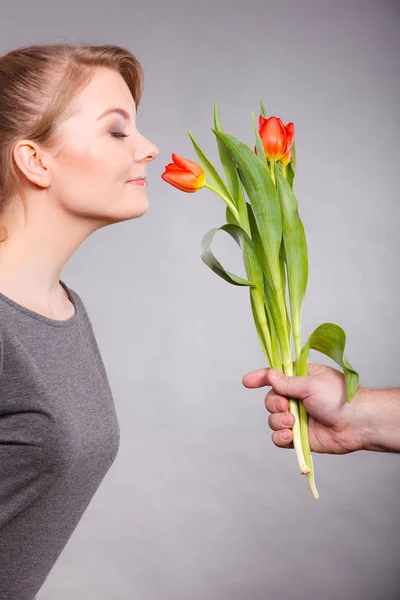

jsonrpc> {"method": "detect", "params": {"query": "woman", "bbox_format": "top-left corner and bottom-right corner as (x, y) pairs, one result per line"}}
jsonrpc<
(0, 42), (158, 599)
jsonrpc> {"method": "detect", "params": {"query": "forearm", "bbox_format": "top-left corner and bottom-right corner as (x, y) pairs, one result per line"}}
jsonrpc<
(353, 386), (400, 453)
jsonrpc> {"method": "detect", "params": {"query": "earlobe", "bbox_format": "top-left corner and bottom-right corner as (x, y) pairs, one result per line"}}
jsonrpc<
(13, 140), (50, 188)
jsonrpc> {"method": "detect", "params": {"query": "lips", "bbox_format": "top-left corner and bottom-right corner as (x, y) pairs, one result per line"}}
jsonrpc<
(126, 176), (148, 187)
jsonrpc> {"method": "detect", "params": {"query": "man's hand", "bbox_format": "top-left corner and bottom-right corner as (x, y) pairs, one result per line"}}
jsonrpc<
(242, 363), (368, 454)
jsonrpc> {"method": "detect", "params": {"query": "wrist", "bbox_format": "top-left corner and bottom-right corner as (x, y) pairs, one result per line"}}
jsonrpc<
(351, 385), (400, 453)
(350, 386), (377, 451)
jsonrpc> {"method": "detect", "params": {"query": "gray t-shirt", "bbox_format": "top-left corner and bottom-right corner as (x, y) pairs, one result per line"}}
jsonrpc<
(0, 280), (120, 599)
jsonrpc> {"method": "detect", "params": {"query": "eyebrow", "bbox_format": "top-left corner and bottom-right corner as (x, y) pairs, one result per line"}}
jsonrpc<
(96, 107), (134, 121)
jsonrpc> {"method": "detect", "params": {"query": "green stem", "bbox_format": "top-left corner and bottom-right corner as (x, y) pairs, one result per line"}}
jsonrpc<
(273, 287), (310, 476)
(269, 160), (276, 186)
(203, 183), (239, 221)
(218, 174), (312, 487)
(294, 333), (319, 499)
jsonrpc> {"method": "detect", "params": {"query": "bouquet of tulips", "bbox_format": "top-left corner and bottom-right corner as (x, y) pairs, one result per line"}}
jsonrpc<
(161, 100), (359, 499)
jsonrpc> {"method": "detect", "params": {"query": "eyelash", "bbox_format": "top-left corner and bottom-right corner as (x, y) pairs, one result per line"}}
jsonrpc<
(110, 132), (129, 139)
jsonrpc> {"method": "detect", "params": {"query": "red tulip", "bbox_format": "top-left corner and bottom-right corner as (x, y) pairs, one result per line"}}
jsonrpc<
(161, 154), (205, 192)
(256, 116), (294, 162)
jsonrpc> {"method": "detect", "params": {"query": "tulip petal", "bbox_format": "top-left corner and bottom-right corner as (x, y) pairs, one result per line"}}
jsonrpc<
(161, 170), (203, 192)
(258, 114), (267, 129)
(259, 116), (288, 161)
(279, 147), (293, 167)
(285, 122), (295, 150)
(172, 154), (204, 178)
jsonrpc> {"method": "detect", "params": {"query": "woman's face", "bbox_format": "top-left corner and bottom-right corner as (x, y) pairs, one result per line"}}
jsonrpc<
(47, 66), (159, 225)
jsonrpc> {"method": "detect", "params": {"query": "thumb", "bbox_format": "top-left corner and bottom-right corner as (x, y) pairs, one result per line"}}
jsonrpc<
(267, 369), (315, 400)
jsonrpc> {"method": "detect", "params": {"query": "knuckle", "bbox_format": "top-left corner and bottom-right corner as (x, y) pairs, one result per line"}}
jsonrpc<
(265, 391), (284, 413)
(268, 414), (286, 431)
(265, 395), (277, 413)
(265, 398), (273, 413)
(272, 431), (284, 447)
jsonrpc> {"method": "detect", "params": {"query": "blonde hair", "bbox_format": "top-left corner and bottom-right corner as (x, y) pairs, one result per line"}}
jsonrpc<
(0, 42), (144, 242)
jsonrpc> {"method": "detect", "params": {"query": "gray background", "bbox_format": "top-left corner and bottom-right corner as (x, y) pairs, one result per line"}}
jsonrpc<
(1, 0), (399, 598)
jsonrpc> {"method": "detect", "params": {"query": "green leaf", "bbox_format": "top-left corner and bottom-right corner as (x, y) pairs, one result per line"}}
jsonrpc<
(200, 225), (256, 287)
(212, 129), (283, 291)
(275, 164), (308, 344)
(260, 100), (267, 118)
(285, 140), (296, 189)
(279, 241), (287, 306)
(299, 323), (360, 402)
(252, 112), (268, 167)
(250, 292), (280, 369)
(250, 293), (272, 363)
(187, 129), (235, 206)
(246, 203), (289, 362)
(284, 163), (294, 189)
(279, 241), (291, 336)
(213, 100), (248, 225)
(201, 220), (280, 368)
(290, 140), (297, 176)
(226, 205), (238, 226)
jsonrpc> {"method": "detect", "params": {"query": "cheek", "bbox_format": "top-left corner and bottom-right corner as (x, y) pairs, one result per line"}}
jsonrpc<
(57, 140), (129, 187)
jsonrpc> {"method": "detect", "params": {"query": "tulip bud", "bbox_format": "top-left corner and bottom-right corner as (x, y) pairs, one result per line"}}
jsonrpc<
(161, 154), (205, 192)
(258, 116), (294, 162)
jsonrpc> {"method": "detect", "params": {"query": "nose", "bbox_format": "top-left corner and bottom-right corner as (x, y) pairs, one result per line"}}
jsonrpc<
(134, 132), (159, 163)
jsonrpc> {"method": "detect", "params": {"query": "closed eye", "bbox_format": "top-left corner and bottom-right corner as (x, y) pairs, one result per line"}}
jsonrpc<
(110, 132), (129, 139)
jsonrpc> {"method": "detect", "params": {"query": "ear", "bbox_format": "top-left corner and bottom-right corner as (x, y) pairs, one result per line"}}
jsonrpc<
(12, 140), (51, 188)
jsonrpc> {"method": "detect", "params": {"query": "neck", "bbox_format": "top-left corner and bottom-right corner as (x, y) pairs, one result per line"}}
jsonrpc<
(0, 192), (101, 309)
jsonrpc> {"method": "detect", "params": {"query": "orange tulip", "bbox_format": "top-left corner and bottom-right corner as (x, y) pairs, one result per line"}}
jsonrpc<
(256, 116), (294, 162)
(161, 154), (205, 193)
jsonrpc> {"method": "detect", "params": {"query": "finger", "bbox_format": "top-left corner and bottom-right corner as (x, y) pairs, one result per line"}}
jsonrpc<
(272, 429), (294, 448)
(242, 368), (272, 388)
(265, 391), (290, 414)
(268, 412), (295, 431)
(243, 365), (321, 389)
(264, 369), (316, 400)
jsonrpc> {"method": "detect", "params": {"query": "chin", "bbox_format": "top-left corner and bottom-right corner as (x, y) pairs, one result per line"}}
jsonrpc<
(89, 190), (150, 227)
(114, 191), (150, 222)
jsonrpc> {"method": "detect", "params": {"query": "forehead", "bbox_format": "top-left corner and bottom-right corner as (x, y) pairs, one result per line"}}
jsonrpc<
(71, 67), (137, 120)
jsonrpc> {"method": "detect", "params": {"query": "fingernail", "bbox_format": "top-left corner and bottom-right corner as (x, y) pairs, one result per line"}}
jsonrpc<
(282, 415), (292, 427)
(269, 369), (279, 380)
(281, 431), (291, 440)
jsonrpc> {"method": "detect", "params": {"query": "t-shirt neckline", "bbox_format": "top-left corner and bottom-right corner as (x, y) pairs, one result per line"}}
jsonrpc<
(0, 279), (79, 328)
